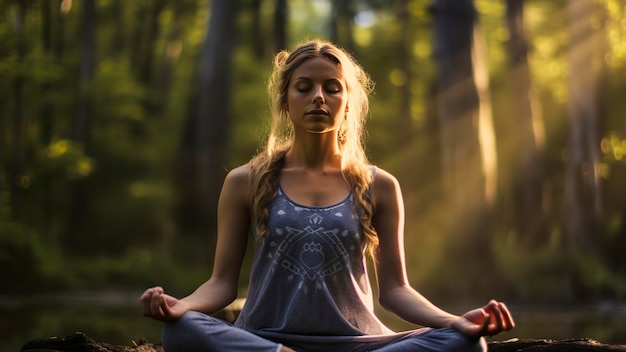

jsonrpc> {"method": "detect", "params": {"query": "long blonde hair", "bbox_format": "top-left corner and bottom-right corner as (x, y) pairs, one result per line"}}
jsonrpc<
(249, 39), (378, 253)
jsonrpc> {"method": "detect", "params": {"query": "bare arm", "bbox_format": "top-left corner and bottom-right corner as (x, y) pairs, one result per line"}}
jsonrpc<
(371, 168), (457, 328)
(371, 168), (514, 336)
(141, 165), (252, 321)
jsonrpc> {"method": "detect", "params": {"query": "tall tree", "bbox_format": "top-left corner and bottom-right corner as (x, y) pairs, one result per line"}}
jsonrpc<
(68, 0), (96, 252)
(40, 0), (60, 146)
(109, 0), (126, 59)
(247, 0), (286, 58)
(73, 0), (96, 151)
(126, 0), (167, 115)
(564, 0), (605, 252)
(394, 0), (414, 183)
(177, 0), (239, 251)
(274, 0), (287, 52)
(505, 0), (547, 249)
(431, 0), (501, 297)
(156, 0), (194, 111)
(9, 0), (27, 221)
(563, 0), (611, 299)
(329, 0), (356, 55)
(140, 0), (166, 89)
(40, 0), (64, 240)
(250, 0), (265, 58)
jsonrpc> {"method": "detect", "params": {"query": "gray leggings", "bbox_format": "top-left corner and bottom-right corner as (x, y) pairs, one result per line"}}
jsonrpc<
(162, 311), (486, 352)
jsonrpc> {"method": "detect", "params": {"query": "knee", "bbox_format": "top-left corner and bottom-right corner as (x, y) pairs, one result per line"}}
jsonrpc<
(162, 311), (215, 352)
(442, 328), (486, 352)
(162, 311), (203, 336)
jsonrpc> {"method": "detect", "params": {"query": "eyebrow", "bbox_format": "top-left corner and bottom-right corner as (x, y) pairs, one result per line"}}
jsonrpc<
(292, 77), (342, 83)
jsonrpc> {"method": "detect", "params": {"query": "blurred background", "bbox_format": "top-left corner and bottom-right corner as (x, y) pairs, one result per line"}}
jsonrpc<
(1, 0), (626, 349)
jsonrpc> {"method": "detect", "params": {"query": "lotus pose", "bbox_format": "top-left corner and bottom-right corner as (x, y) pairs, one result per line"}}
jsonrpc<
(140, 39), (515, 352)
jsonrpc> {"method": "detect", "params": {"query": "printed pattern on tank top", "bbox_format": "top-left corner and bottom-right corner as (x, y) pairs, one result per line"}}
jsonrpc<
(266, 188), (361, 294)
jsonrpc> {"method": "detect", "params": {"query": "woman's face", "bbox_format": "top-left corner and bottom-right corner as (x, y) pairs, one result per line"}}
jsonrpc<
(285, 56), (348, 138)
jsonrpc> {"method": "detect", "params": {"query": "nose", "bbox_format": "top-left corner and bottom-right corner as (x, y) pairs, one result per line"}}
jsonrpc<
(312, 85), (325, 104)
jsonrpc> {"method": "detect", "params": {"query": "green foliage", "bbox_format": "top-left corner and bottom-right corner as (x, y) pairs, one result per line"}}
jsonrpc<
(494, 231), (626, 301)
(571, 250), (626, 298)
(0, 0), (625, 306)
(91, 59), (148, 125)
(493, 232), (573, 301)
(0, 217), (206, 293)
(2, 1), (626, 349)
(40, 140), (95, 180)
(0, 220), (59, 293)
(64, 247), (206, 292)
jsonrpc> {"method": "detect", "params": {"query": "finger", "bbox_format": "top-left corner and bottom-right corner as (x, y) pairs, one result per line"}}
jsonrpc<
(140, 288), (155, 316)
(150, 290), (164, 317)
(480, 309), (490, 334)
(497, 302), (515, 330)
(160, 295), (173, 319)
(492, 304), (504, 332)
(464, 309), (490, 337)
(482, 301), (503, 335)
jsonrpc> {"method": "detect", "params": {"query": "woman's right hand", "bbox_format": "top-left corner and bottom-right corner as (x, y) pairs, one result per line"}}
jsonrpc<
(140, 286), (190, 322)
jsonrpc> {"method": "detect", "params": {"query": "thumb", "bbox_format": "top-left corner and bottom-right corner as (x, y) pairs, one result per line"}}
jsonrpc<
(461, 309), (490, 337)
(160, 295), (175, 318)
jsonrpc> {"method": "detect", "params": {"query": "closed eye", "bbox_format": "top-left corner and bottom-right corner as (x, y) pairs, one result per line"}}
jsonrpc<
(293, 79), (343, 93)
(295, 82), (312, 92)
(324, 80), (342, 93)
(325, 84), (341, 93)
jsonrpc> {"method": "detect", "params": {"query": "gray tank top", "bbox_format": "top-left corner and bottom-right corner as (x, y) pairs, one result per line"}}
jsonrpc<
(234, 177), (423, 351)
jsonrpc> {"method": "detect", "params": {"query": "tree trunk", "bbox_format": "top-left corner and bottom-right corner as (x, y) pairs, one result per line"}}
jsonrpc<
(329, 0), (356, 55)
(73, 0), (95, 145)
(431, 0), (500, 297)
(563, 0), (607, 298)
(68, 0), (96, 252)
(393, 0), (414, 185)
(472, 24), (498, 208)
(274, 0), (287, 53)
(433, 0), (481, 212)
(250, 0), (265, 58)
(109, 0), (125, 59)
(564, 0), (604, 252)
(129, 3), (148, 77)
(505, 0), (548, 249)
(156, 0), (186, 113)
(9, 0), (27, 222)
(176, 0), (238, 254)
(40, 0), (62, 242)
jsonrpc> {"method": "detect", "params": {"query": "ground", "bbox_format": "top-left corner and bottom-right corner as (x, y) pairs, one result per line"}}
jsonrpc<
(20, 332), (626, 351)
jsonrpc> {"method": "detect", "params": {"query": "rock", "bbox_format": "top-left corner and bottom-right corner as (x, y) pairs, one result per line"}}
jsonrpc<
(20, 332), (626, 351)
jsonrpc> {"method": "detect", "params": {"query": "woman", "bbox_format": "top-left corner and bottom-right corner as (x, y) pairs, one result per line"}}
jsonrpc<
(140, 39), (515, 352)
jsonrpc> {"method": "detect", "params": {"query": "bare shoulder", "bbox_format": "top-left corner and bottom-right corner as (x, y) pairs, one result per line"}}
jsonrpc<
(221, 164), (252, 202)
(372, 167), (401, 194)
(371, 167), (402, 209)
(225, 164), (251, 184)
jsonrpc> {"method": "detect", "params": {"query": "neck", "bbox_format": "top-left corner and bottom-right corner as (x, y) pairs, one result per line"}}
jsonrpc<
(286, 133), (342, 170)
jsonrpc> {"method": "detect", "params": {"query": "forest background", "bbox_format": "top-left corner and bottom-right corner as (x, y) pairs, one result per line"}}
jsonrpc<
(1, 0), (626, 347)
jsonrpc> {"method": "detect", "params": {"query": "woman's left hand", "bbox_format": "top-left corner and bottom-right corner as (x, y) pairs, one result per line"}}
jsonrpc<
(451, 300), (515, 337)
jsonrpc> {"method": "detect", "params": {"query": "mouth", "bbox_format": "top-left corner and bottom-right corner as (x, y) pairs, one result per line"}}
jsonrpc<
(306, 109), (329, 116)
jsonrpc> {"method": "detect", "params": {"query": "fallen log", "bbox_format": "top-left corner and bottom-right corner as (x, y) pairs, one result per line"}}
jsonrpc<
(21, 332), (163, 352)
(20, 332), (626, 352)
(489, 338), (626, 351)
